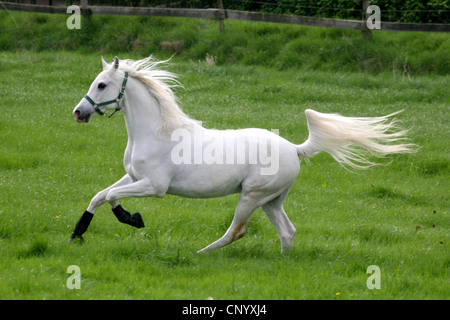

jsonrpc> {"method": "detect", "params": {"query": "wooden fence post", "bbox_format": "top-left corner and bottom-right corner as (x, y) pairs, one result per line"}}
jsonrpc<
(218, 0), (225, 32)
(80, 0), (91, 17)
(362, 0), (372, 38)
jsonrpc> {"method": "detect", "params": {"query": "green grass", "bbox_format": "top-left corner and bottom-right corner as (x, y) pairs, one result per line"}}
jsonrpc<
(0, 50), (448, 299)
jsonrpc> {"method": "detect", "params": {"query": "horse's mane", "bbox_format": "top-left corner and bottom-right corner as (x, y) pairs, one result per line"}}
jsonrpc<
(117, 56), (196, 134)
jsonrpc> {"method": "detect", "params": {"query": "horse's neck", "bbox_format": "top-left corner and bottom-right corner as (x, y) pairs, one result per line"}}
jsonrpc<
(122, 78), (163, 143)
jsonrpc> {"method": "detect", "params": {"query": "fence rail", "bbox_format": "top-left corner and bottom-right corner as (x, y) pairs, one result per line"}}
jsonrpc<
(1, 1), (449, 34)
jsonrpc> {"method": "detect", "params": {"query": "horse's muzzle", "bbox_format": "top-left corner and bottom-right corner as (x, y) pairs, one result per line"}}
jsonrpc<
(74, 110), (90, 123)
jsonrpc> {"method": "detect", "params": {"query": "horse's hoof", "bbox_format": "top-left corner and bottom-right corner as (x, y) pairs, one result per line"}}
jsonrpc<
(131, 212), (145, 228)
(69, 233), (85, 244)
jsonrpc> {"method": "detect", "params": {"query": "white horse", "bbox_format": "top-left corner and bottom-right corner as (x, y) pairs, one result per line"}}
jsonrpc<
(71, 56), (415, 253)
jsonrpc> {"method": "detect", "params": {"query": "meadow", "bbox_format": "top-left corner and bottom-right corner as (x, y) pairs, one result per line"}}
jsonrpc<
(0, 13), (448, 300)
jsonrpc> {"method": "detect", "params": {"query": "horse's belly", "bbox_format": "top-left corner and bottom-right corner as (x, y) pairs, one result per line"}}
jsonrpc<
(167, 164), (245, 198)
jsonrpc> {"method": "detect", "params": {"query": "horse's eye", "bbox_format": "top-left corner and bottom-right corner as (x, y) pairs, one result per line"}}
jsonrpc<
(98, 82), (106, 89)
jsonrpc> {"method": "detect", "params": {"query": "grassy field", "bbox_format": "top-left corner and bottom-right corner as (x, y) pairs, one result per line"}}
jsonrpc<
(0, 49), (448, 300)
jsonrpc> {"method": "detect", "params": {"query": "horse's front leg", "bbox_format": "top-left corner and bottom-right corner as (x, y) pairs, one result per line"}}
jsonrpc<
(70, 174), (139, 242)
(87, 174), (134, 214)
(105, 177), (166, 201)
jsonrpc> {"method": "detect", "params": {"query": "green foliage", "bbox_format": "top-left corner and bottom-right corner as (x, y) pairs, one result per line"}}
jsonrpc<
(371, 0), (449, 23)
(0, 11), (449, 75)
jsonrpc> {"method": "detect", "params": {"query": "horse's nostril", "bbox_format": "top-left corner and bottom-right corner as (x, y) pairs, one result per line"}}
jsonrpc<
(74, 110), (83, 122)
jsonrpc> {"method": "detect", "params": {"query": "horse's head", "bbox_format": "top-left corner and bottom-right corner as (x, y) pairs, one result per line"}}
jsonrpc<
(73, 57), (128, 123)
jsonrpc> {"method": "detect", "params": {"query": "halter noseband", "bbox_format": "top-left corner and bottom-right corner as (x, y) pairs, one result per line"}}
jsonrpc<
(84, 71), (129, 118)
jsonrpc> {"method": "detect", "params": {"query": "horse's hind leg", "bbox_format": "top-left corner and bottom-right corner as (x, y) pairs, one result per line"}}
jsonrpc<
(262, 189), (296, 253)
(197, 192), (260, 253)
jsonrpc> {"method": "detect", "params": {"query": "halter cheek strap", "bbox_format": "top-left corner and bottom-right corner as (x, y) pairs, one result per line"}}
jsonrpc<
(84, 71), (129, 118)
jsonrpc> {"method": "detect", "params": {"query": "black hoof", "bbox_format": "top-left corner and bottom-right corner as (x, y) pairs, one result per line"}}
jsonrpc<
(69, 233), (85, 244)
(70, 210), (93, 243)
(131, 212), (145, 228)
(113, 205), (145, 229)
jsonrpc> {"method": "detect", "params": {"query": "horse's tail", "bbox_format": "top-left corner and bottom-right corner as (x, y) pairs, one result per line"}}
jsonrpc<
(296, 109), (417, 169)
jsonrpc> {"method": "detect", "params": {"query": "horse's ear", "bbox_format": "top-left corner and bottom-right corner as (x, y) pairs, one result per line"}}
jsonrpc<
(113, 57), (119, 70)
(101, 56), (108, 70)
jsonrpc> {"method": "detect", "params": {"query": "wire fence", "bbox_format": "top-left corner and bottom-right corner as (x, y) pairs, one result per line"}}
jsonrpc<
(2, 0), (449, 34)
(8, 0), (450, 23)
(95, 0), (450, 23)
